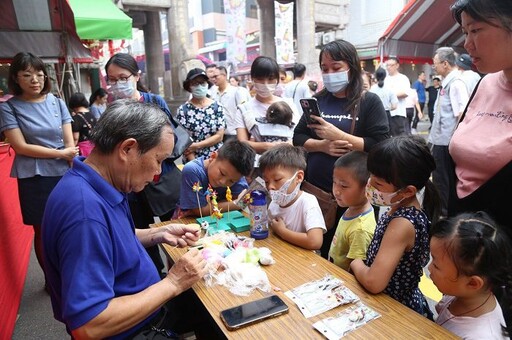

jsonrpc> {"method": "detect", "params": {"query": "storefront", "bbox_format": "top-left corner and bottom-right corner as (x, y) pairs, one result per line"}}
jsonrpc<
(377, 0), (466, 82)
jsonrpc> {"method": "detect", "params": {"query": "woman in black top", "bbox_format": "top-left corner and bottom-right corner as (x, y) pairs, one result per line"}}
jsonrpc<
(69, 92), (96, 157)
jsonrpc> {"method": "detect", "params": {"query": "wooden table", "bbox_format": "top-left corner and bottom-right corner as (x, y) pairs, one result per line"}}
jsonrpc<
(154, 219), (458, 339)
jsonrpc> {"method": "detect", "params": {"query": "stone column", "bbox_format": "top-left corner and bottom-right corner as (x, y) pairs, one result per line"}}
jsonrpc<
(296, 0), (321, 80)
(143, 11), (165, 95)
(256, 0), (276, 59)
(166, 0), (203, 111)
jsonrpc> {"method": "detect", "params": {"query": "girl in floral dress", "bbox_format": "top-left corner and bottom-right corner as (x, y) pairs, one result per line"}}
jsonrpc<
(350, 136), (440, 319)
(177, 68), (225, 163)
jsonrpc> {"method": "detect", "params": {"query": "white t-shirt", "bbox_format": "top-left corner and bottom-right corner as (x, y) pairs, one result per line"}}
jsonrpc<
(460, 70), (481, 96)
(385, 73), (411, 117)
(211, 84), (250, 136)
(436, 295), (508, 340)
(370, 84), (398, 111)
(233, 97), (300, 132)
(268, 191), (327, 234)
(284, 80), (311, 113)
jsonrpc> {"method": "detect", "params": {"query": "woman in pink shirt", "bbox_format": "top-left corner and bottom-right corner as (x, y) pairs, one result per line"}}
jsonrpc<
(448, 0), (512, 237)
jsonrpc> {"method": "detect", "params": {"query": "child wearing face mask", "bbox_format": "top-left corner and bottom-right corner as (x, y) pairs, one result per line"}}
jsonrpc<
(350, 136), (440, 319)
(259, 144), (326, 250)
(177, 68), (226, 163)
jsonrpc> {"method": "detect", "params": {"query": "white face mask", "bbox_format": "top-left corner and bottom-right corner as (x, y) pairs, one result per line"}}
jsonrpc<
(322, 70), (349, 94)
(253, 82), (276, 98)
(108, 81), (135, 100)
(365, 180), (404, 207)
(269, 172), (300, 207)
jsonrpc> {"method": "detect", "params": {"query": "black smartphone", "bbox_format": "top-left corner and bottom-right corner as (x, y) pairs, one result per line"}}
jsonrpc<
(300, 98), (321, 124)
(220, 295), (289, 330)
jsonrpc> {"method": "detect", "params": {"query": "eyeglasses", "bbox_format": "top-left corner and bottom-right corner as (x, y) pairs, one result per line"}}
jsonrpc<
(18, 74), (47, 83)
(106, 74), (133, 85)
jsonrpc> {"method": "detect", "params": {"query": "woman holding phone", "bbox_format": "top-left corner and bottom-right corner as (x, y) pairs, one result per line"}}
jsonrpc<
(293, 40), (389, 256)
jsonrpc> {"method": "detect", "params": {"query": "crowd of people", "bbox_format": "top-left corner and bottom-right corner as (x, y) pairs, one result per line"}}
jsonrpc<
(0, 0), (510, 338)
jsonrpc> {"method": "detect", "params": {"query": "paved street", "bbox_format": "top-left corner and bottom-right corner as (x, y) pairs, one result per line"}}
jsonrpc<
(12, 244), (69, 339)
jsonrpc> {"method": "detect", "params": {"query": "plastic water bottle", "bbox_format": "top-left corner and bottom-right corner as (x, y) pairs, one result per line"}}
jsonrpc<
(249, 190), (269, 239)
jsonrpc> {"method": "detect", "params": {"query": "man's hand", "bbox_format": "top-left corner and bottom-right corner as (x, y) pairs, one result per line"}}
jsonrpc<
(155, 223), (201, 247)
(166, 248), (207, 294)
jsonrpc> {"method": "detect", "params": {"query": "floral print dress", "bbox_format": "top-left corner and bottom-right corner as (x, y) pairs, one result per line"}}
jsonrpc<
(176, 101), (226, 161)
(365, 206), (432, 317)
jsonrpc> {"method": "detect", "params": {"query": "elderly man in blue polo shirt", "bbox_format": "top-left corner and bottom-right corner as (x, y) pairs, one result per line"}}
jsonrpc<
(42, 100), (207, 339)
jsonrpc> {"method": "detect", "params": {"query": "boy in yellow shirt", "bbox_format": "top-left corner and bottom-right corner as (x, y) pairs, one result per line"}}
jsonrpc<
(329, 151), (376, 271)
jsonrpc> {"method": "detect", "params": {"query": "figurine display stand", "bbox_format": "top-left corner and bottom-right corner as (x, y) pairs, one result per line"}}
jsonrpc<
(196, 211), (250, 234)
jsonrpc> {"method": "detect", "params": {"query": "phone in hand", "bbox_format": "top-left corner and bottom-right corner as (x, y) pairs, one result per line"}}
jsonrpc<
(300, 98), (321, 124)
(220, 295), (289, 330)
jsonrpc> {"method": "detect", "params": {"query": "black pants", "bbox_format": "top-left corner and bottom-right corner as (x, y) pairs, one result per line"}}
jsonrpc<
(431, 145), (450, 216)
(412, 102), (424, 129)
(427, 105), (435, 127)
(390, 115), (409, 137)
(406, 108), (414, 134)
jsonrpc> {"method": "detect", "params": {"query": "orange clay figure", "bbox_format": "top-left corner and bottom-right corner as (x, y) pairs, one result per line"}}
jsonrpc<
(226, 186), (232, 221)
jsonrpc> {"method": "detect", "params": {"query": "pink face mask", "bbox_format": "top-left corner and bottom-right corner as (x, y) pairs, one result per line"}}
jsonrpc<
(253, 82), (276, 98)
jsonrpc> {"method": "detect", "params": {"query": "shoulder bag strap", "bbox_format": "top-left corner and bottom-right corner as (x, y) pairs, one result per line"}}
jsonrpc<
(457, 75), (484, 126)
(75, 112), (92, 130)
(350, 91), (366, 135)
(292, 81), (300, 100)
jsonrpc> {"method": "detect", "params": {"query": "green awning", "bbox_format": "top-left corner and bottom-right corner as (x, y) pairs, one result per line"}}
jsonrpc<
(68, 0), (133, 40)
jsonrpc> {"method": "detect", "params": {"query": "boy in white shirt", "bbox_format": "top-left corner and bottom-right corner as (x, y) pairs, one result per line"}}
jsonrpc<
(259, 144), (326, 250)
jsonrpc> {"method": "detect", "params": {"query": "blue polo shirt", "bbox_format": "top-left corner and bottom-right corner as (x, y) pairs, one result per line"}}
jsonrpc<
(42, 157), (160, 339)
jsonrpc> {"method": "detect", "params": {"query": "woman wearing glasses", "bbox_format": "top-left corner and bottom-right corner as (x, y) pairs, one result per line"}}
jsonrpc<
(104, 53), (178, 278)
(105, 53), (171, 117)
(0, 52), (78, 287)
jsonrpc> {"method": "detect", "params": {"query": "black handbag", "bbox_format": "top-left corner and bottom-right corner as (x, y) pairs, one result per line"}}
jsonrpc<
(168, 113), (192, 161)
(142, 161), (182, 217)
(150, 95), (192, 161)
(301, 181), (338, 230)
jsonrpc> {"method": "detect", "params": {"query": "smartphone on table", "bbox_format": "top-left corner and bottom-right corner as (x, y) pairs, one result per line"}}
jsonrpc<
(220, 295), (289, 330)
(299, 98), (321, 124)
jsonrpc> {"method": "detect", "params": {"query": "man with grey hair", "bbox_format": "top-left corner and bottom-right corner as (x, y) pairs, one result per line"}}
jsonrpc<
(42, 100), (207, 339)
(429, 47), (469, 216)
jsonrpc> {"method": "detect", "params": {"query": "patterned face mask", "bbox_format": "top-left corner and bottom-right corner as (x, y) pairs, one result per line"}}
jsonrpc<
(365, 180), (404, 207)
(269, 171), (300, 207)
